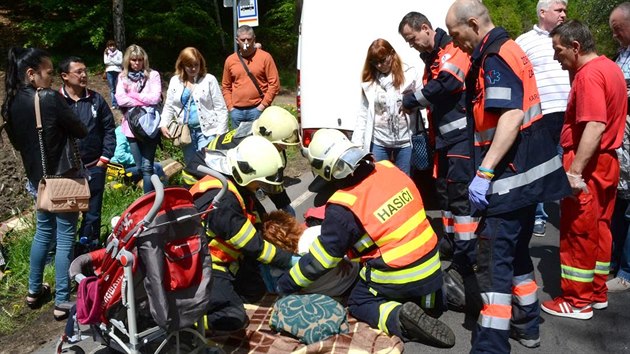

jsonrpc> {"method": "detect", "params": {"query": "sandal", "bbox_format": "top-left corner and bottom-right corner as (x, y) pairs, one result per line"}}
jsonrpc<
(53, 303), (72, 321)
(25, 283), (51, 309)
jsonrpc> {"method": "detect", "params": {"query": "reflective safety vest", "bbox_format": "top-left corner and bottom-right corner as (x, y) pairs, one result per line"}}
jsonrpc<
(423, 29), (470, 150)
(465, 29), (570, 215)
(189, 175), (259, 268)
(327, 161), (438, 268)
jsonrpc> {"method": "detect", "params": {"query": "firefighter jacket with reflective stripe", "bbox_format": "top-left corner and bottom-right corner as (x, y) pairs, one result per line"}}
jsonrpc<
(190, 175), (291, 271)
(420, 28), (470, 150)
(327, 161), (438, 268)
(466, 27), (571, 216)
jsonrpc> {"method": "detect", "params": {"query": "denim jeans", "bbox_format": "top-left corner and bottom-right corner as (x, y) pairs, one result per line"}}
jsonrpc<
(182, 127), (216, 166)
(78, 165), (106, 242)
(29, 210), (79, 305)
(230, 107), (263, 128)
(534, 203), (548, 223)
(128, 137), (158, 194)
(106, 71), (119, 107)
(370, 143), (412, 176)
(611, 198), (630, 281)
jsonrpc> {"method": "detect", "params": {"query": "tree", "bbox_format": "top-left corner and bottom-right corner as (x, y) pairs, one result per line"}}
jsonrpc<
(113, 0), (125, 49)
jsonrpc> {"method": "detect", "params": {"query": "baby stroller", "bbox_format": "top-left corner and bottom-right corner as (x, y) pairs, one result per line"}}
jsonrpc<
(57, 167), (227, 354)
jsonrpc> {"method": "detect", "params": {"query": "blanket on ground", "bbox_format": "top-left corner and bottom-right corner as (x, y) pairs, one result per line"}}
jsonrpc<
(207, 294), (404, 354)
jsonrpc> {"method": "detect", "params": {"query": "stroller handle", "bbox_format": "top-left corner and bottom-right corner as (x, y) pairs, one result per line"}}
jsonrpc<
(197, 165), (228, 206)
(143, 174), (165, 226)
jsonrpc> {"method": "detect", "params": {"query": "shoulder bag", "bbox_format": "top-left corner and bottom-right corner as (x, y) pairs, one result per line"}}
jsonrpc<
(124, 78), (161, 143)
(237, 51), (264, 99)
(168, 85), (195, 147)
(410, 111), (434, 171)
(34, 90), (90, 213)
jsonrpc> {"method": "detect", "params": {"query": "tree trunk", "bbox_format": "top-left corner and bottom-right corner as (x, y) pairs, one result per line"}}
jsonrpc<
(213, 0), (226, 52)
(112, 0), (126, 49)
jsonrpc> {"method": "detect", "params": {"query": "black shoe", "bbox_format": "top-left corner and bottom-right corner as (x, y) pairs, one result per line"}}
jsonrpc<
(398, 302), (455, 348)
(444, 267), (466, 311)
(510, 329), (540, 348)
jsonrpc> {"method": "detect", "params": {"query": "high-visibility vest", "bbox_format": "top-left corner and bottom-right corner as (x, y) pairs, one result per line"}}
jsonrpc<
(189, 175), (257, 266)
(327, 161), (437, 268)
(465, 29), (570, 215)
(423, 29), (470, 150)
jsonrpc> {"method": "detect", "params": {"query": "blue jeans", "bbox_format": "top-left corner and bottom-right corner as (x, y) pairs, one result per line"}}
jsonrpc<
(129, 137), (158, 194)
(106, 71), (119, 107)
(230, 107), (263, 128)
(29, 210), (79, 305)
(370, 143), (412, 176)
(183, 128), (216, 166)
(79, 165), (106, 242)
(611, 198), (630, 281)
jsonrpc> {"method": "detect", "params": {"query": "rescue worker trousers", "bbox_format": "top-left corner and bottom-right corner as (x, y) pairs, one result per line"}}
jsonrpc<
(205, 269), (248, 332)
(470, 205), (539, 354)
(560, 150), (619, 307)
(347, 276), (444, 340)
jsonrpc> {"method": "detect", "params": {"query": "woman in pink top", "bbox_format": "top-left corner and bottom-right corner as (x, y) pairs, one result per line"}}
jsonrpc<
(115, 44), (162, 193)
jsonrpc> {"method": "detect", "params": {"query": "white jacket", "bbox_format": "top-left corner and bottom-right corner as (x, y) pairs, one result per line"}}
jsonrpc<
(352, 64), (422, 152)
(160, 74), (229, 137)
(103, 50), (123, 72)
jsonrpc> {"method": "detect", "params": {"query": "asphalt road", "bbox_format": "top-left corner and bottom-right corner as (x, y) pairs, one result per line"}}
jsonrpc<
(38, 174), (630, 353)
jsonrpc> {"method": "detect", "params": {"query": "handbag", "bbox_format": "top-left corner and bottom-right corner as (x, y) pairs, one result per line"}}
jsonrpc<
(168, 84), (195, 146)
(270, 294), (349, 344)
(173, 124), (191, 147)
(125, 106), (161, 143)
(410, 112), (434, 171)
(34, 90), (90, 213)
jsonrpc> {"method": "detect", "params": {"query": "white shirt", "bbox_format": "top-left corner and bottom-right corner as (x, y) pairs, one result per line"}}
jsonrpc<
(516, 25), (570, 115)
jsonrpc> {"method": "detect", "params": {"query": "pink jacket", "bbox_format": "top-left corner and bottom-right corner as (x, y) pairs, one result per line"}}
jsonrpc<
(115, 70), (162, 137)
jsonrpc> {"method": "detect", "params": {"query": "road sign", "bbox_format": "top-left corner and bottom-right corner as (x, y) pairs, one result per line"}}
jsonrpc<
(238, 0), (259, 27)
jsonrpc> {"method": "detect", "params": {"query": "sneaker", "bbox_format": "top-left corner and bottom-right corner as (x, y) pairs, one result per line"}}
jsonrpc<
(541, 297), (593, 320)
(398, 302), (455, 348)
(509, 329), (541, 348)
(606, 277), (630, 292)
(533, 220), (546, 237)
(591, 301), (608, 310)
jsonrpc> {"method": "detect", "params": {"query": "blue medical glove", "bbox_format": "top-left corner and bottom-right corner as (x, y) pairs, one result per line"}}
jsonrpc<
(469, 175), (490, 211)
(402, 91), (421, 110)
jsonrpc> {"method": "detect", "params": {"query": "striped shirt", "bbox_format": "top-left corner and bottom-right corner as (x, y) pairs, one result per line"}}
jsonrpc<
(516, 25), (570, 115)
(615, 47), (630, 80)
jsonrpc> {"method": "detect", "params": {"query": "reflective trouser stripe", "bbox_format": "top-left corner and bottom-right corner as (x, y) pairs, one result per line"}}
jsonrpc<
(289, 263), (313, 288)
(512, 273), (538, 306)
(378, 301), (400, 335)
(488, 156), (562, 196)
(478, 292), (512, 330)
(561, 264), (594, 283)
(442, 210), (454, 234)
(474, 127), (496, 146)
(422, 292), (436, 309)
(453, 215), (479, 241)
(595, 261), (610, 275)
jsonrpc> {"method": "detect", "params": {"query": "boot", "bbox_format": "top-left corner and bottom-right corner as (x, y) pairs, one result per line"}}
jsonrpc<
(398, 302), (455, 348)
(444, 266), (466, 312)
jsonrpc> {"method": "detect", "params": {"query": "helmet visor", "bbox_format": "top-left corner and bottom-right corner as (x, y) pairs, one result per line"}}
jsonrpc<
(331, 147), (368, 180)
(259, 182), (285, 195)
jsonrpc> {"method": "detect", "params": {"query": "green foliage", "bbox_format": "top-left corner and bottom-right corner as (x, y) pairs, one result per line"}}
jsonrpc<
(569, 0), (625, 57)
(484, 0), (537, 38)
(258, 0), (298, 68)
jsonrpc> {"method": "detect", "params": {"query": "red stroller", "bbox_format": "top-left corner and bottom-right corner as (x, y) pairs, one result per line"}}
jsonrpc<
(57, 168), (227, 354)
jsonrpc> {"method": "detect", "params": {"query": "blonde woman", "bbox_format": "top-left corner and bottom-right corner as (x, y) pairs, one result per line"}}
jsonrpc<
(352, 38), (422, 176)
(160, 47), (228, 165)
(115, 44), (162, 193)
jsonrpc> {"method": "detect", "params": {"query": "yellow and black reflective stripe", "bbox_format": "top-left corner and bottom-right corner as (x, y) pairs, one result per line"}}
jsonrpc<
(377, 301), (400, 335)
(257, 241), (277, 264)
(360, 252), (440, 285)
(352, 233), (374, 254)
(289, 263), (313, 288)
(182, 170), (199, 186)
(309, 237), (342, 269)
(228, 220), (256, 249)
(561, 264), (594, 283)
(210, 239), (241, 260)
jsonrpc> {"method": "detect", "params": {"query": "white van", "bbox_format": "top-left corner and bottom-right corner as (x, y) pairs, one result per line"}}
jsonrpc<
(297, 0), (455, 146)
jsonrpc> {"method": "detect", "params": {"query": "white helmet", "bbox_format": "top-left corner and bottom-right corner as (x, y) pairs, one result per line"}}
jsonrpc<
(227, 136), (284, 190)
(304, 129), (370, 181)
(252, 106), (300, 146)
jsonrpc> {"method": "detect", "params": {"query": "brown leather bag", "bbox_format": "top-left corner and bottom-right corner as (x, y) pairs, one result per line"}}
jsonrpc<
(34, 90), (90, 213)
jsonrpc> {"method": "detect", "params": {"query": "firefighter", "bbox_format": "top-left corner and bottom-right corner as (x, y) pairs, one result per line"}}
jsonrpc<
(184, 106), (299, 215)
(190, 135), (293, 332)
(445, 0), (571, 352)
(276, 129), (456, 348)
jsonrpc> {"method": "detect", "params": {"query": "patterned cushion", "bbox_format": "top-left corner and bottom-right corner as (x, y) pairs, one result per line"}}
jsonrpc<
(270, 294), (349, 344)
